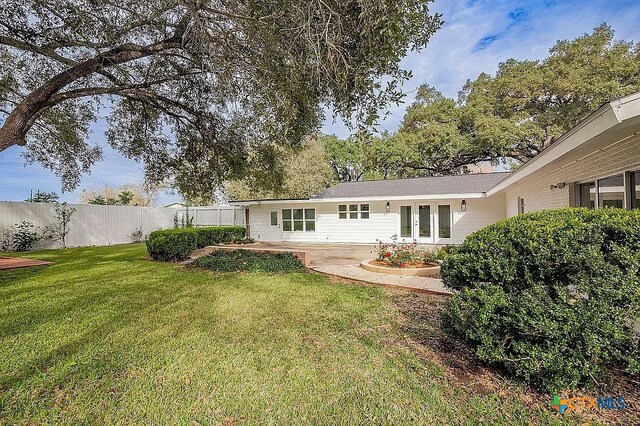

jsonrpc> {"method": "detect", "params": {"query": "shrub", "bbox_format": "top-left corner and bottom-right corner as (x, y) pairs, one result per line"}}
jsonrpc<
(146, 228), (198, 261)
(441, 208), (640, 391)
(1, 221), (41, 252)
(193, 249), (305, 272)
(146, 226), (247, 261)
(194, 226), (245, 247)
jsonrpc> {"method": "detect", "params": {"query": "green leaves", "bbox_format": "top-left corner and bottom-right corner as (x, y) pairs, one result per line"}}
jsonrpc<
(441, 208), (640, 391)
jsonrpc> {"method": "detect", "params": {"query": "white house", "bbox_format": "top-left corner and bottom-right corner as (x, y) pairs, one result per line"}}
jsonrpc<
(231, 92), (640, 245)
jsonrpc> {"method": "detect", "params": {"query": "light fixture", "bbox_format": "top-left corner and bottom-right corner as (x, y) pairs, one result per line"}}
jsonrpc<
(550, 182), (567, 190)
(385, 202), (390, 213)
(461, 200), (466, 212)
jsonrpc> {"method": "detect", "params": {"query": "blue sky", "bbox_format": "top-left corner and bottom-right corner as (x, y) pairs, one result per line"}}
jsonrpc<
(1, 0), (639, 204)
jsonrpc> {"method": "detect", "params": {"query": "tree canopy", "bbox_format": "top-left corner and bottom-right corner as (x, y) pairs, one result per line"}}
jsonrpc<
(0, 0), (441, 198)
(225, 138), (335, 201)
(382, 25), (640, 176)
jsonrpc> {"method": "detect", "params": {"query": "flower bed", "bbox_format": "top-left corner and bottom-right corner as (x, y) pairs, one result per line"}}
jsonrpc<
(374, 240), (439, 268)
(362, 240), (441, 276)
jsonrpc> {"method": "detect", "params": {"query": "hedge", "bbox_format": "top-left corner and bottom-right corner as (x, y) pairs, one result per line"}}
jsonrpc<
(146, 226), (246, 261)
(441, 208), (640, 391)
(193, 249), (305, 272)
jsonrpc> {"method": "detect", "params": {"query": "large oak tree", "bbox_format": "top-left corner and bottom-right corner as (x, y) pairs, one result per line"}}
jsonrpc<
(0, 0), (441, 198)
(378, 25), (640, 177)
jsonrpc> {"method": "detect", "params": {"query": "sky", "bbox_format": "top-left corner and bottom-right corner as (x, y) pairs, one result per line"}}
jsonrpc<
(1, 0), (639, 205)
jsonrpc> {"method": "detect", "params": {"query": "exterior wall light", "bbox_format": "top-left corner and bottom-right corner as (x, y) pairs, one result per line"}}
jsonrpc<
(550, 182), (567, 190)
(461, 200), (467, 211)
(385, 202), (390, 213)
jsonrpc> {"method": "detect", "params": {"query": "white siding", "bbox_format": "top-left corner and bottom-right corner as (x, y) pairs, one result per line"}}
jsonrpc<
(505, 132), (640, 216)
(248, 195), (505, 245)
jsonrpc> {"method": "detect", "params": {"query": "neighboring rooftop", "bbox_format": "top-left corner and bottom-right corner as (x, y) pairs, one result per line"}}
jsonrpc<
(311, 172), (511, 199)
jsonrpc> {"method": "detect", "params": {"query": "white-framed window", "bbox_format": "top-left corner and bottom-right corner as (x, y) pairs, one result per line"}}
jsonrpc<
(438, 205), (451, 239)
(282, 208), (315, 232)
(270, 211), (278, 226)
(338, 204), (370, 219)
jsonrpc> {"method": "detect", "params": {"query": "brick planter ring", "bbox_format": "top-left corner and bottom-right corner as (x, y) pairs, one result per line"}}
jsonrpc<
(359, 259), (440, 277)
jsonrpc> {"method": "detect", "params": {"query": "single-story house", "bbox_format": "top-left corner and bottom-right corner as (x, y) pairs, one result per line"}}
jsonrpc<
(231, 92), (640, 244)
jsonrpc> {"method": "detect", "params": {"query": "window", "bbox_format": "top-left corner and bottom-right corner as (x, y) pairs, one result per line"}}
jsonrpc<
(418, 205), (430, 237)
(360, 204), (369, 219)
(270, 211), (278, 226)
(400, 206), (412, 238)
(338, 204), (347, 219)
(634, 171), (640, 209)
(517, 197), (525, 215)
(438, 205), (451, 239)
(598, 174), (624, 208)
(282, 208), (315, 232)
(338, 204), (370, 219)
(578, 181), (596, 208)
(349, 204), (358, 219)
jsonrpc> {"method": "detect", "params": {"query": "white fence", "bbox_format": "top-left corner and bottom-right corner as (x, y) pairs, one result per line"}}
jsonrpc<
(0, 202), (244, 249)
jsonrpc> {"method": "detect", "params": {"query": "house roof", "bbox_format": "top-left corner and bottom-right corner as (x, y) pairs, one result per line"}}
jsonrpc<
(311, 172), (510, 199)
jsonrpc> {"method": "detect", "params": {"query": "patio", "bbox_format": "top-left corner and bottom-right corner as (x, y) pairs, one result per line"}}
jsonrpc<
(230, 242), (452, 295)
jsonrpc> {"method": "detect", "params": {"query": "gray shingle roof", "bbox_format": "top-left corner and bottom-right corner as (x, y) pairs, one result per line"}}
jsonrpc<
(311, 172), (511, 199)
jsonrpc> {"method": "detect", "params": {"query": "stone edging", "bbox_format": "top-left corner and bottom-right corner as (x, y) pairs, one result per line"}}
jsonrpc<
(359, 259), (440, 277)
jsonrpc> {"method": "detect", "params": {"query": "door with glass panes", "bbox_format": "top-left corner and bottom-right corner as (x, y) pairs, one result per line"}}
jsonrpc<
(399, 204), (434, 243)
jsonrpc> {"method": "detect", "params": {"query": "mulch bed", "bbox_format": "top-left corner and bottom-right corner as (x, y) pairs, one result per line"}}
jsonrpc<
(370, 259), (438, 269)
(393, 291), (639, 425)
(0, 257), (52, 270)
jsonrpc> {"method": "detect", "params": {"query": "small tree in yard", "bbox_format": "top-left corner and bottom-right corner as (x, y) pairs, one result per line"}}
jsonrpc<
(45, 202), (76, 248)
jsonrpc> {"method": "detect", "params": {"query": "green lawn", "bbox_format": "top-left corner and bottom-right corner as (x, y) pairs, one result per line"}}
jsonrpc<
(0, 244), (569, 425)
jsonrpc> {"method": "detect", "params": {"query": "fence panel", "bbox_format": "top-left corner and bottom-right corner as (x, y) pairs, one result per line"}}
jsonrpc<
(0, 202), (244, 249)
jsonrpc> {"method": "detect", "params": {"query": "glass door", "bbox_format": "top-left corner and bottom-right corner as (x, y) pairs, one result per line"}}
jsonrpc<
(399, 205), (413, 240)
(415, 204), (433, 243)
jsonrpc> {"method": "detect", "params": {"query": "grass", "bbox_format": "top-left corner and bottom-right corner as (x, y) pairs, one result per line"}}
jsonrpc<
(0, 244), (572, 425)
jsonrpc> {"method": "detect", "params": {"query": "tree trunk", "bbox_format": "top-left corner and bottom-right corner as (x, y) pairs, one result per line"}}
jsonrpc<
(0, 39), (183, 152)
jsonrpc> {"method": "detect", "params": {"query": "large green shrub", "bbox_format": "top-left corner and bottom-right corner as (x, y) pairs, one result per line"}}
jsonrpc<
(441, 208), (640, 391)
(193, 250), (305, 272)
(146, 226), (246, 261)
(146, 228), (198, 261)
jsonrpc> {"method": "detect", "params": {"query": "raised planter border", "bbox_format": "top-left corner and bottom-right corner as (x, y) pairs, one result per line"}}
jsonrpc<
(360, 259), (440, 277)
(203, 245), (311, 268)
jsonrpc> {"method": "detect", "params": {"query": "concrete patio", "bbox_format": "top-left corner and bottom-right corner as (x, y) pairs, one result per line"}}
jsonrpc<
(248, 242), (452, 295)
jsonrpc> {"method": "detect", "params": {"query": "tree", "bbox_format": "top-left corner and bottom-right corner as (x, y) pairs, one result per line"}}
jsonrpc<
(322, 134), (369, 181)
(79, 183), (159, 206)
(26, 191), (59, 203)
(45, 202), (75, 248)
(386, 25), (640, 175)
(226, 138), (335, 200)
(0, 1), (441, 199)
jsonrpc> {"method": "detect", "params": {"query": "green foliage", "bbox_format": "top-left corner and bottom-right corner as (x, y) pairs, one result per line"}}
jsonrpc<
(145, 228), (198, 262)
(0, 0), (441, 198)
(193, 249), (305, 272)
(441, 208), (640, 391)
(44, 202), (76, 248)
(146, 226), (246, 261)
(374, 240), (437, 267)
(371, 25), (640, 178)
(1, 221), (41, 251)
(226, 138), (335, 200)
(25, 191), (59, 203)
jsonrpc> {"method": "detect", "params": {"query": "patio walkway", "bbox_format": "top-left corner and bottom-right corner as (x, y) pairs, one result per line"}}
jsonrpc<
(0, 257), (52, 270)
(238, 242), (452, 295)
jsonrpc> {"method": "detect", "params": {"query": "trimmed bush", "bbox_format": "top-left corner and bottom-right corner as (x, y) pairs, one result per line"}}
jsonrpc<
(146, 226), (246, 261)
(194, 226), (245, 247)
(193, 249), (305, 272)
(441, 208), (640, 391)
(146, 228), (198, 261)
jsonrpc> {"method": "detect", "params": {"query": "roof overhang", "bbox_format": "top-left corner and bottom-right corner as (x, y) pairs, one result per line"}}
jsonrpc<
(487, 92), (640, 195)
(230, 192), (488, 206)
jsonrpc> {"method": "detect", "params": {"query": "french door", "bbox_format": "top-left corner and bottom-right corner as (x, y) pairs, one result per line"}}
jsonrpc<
(399, 204), (434, 243)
